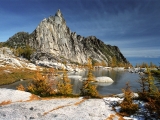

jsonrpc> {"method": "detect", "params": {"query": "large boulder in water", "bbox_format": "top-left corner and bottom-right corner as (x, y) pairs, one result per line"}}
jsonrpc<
(96, 77), (114, 83)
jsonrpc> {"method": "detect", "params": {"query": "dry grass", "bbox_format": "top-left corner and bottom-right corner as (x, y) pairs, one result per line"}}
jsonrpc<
(0, 67), (36, 85)
(27, 94), (40, 101)
(74, 99), (86, 105)
(43, 98), (86, 116)
(43, 104), (71, 116)
(106, 113), (124, 120)
(16, 84), (25, 91)
(0, 100), (12, 106)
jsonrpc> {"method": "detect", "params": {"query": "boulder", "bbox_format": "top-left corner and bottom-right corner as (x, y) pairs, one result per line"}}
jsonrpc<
(26, 63), (37, 70)
(114, 93), (139, 98)
(9, 58), (23, 67)
(68, 75), (82, 80)
(95, 77), (114, 82)
(94, 82), (113, 86)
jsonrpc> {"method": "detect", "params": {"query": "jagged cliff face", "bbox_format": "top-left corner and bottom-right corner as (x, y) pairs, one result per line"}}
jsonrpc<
(5, 9), (129, 65)
(29, 10), (87, 63)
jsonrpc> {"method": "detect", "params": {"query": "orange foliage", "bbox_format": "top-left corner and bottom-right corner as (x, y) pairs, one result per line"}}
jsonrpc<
(17, 84), (25, 91)
(0, 100), (11, 106)
(27, 71), (56, 97)
(120, 83), (138, 115)
(81, 58), (99, 98)
(57, 68), (72, 96)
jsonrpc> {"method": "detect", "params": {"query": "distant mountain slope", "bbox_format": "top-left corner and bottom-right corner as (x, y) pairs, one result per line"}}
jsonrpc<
(5, 9), (130, 66)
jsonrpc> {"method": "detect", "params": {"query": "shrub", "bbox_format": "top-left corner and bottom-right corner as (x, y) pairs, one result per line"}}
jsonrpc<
(138, 68), (158, 101)
(17, 84), (25, 91)
(27, 71), (56, 97)
(14, 45), (34, 60)
(146, 90), (160, 118)
(151, 70), (160, 76)
(138, 68), (160, 118)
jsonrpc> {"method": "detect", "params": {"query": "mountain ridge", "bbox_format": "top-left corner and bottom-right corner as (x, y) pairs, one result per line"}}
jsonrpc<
(5, 9), (130, 66)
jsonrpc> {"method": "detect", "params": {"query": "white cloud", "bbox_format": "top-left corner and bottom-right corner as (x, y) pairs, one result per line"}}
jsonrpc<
(121, 47), (160, 58)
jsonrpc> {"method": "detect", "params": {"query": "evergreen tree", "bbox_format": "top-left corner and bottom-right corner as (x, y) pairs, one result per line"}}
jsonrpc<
(80, 58), (99, 98)
(120, 82), (138, 115)
(27, 71), (56, 97)
(57, 68), (72, 96)
(111, 56), (117, 67)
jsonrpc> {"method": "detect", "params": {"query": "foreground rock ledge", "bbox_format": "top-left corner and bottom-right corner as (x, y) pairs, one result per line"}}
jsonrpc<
(0, 88), (117, 120)
(0, 98), (116, 120)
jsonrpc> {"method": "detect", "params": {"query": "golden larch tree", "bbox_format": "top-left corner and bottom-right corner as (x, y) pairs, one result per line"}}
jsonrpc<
(80, 58), (99, 98)
(57, 68), (72, 96)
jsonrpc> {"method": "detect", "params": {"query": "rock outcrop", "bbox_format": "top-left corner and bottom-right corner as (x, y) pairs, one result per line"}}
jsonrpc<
(0, 47), (37, 70)
(5, 9), (130, 66)
(96, 77), (114, 83)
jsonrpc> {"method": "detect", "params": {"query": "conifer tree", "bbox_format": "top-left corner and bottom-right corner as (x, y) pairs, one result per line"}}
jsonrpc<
(57, 68), (72, 96)
(111, 56), (117, 67)
(146, 68), (155, 94)
(80, 58), (99, 98)
(101, 60), (106, 66)
(120, 82), (138, 115)
(27, 71), (55, 97)
(138, 76), (148, 100)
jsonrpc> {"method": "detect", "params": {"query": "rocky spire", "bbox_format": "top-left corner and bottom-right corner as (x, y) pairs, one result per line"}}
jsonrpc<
(55, 9), (63, 17)
(54, 9), (66, 25)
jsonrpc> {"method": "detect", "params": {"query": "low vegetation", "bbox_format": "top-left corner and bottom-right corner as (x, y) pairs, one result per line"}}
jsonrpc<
(17, 84), (25, 91)
(0, 42), (4, 48)
(13, 45), (34, 60)
(151, 69), (160, 76)
(0, 67), (36, 85)
(93, 60), (106, 67)
(15, 58), (100, 98)
(116, 67), (160, 118)
(27, 71), (56, 97)
(16, 67), (73, 97)
(137, 68), (160, 117)
(135, 62), (157, 68)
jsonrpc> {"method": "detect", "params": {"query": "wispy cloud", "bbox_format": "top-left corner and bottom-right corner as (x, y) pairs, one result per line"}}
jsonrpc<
(121, 47), (160, 58)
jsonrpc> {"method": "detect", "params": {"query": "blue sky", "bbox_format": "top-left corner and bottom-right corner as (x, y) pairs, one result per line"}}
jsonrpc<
(0, 0), (160, 66)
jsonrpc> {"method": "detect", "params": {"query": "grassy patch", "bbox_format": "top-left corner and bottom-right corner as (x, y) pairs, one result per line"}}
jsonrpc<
(0, 67), (36, 85)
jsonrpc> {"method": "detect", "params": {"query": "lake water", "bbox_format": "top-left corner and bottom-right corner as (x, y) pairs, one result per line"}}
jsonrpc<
(1, 68), (159, 95)
(70, 69), (140, 95)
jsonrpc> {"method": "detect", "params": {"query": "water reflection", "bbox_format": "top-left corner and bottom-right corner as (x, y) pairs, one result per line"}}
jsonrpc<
(1, 68), (159, 95)
(70, 69), (140, 95)
(0, 79), (32, 90)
